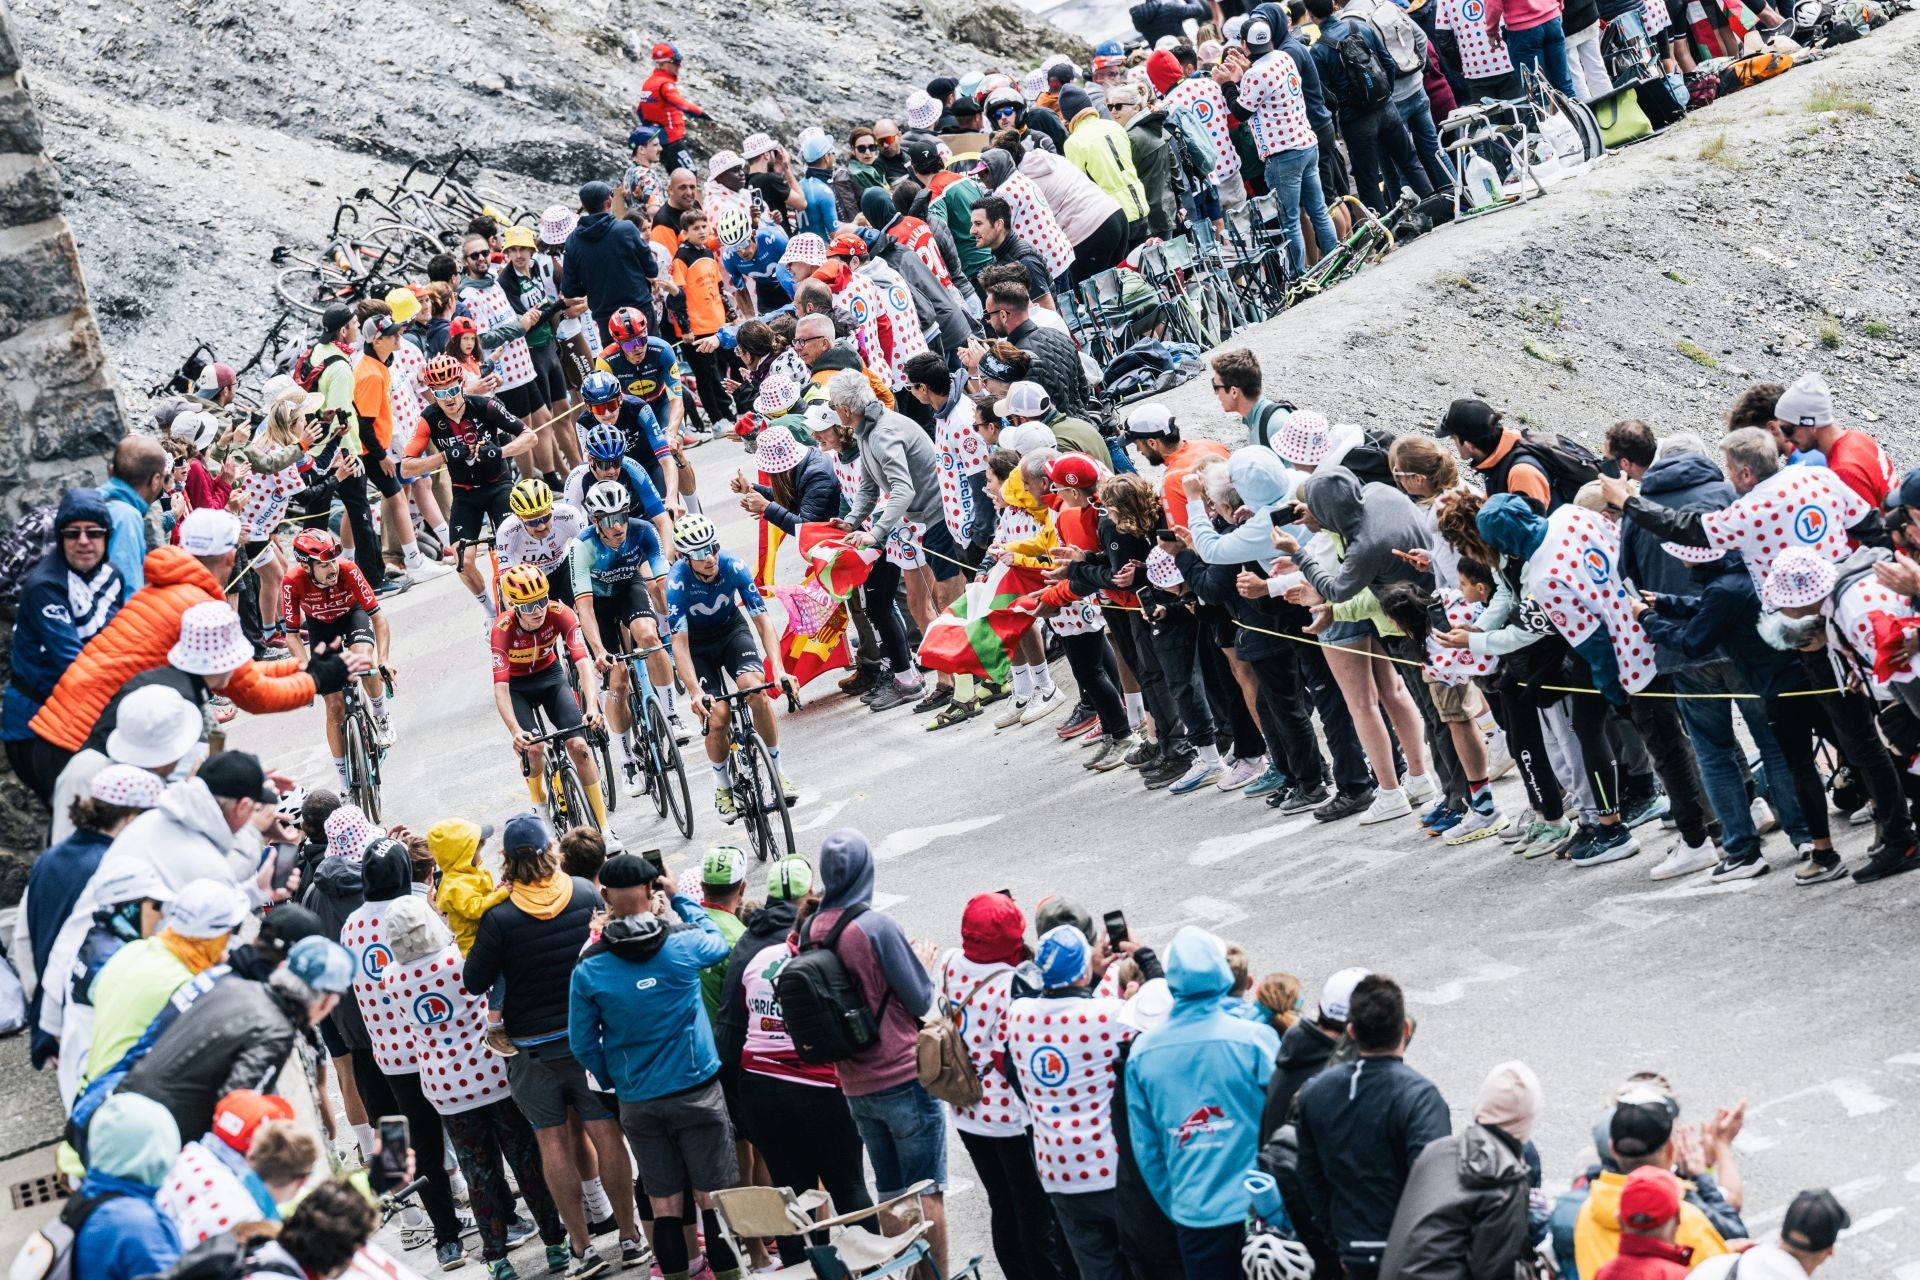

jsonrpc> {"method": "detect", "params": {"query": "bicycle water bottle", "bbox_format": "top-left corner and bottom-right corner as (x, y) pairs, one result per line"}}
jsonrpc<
(1465, 153), (1501, 209)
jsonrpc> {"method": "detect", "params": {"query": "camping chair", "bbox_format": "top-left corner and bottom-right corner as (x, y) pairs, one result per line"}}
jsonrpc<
(1438, 100), (1552, 219)
(708, 1180), (983, 1280)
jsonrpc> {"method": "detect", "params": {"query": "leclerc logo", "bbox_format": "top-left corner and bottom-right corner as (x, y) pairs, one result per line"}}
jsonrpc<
(1581, 546), (1612, 587)
(1029, 1044), (1071, 1088)
(1794, 505), (1828, 545)
(412, 992), (454, 1026)
(361, 943), (392, 981)
(1175, 1104), (1228, 1146)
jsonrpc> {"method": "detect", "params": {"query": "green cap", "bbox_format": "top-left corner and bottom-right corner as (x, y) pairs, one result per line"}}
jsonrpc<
(701, 845), (750, 887)
(766, 856), (814, 900)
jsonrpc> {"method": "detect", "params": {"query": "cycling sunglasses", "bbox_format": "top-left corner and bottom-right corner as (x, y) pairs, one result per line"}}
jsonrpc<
(430, 385), (461, 400)
(594, 513), (630, 527)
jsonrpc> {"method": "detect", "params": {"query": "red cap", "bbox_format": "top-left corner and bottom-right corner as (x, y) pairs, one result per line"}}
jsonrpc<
(448, 316), (477, 337)
(1046, 451), (1102, 491)
(1147, 49), (1184, 94)
(650, 40), (680, 61)
(961, 892), (1026, 966)
(211, 1090), (296, 1153)
(825, 231), (868, 259)
(1619, 1166), (1682, 1231)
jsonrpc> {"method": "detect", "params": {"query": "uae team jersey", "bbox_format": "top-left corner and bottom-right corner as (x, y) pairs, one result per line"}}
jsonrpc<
(382, 939), (511, 1114)
(1697, 464), (1871, 590)
(497, 503), (590, 573)
(282, 561), (379, 628)
(939, 951), (1027, 1139)
(340, 900), (422, 1075)
(1523, 505), (1658, 694)
(1005, 991), (1136, 1194)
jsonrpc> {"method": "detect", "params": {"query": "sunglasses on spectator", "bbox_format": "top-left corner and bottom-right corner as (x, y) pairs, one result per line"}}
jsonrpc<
(877, 135), (898, 145)
(61, 525), (108, 542)
(854, 142), (878, 153)
(464, 250), (489, 261)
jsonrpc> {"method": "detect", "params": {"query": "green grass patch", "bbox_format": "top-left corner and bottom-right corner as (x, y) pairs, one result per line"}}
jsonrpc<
(1861, 320), (1892, 339)
(1523, 338), (1576, 372)
(1436, 272), (1478, 292)
(1664, 269), (1689, 284)
(1674, 339), (1718, 369)
(1818, 318), (1842, 349)
(1807, 84), (1875, 114)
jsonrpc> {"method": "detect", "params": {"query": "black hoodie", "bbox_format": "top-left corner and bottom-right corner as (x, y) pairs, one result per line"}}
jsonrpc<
(561, 210), (656, 324)
(300, 854), (370, 1050)
(714, 899), (799, 1074)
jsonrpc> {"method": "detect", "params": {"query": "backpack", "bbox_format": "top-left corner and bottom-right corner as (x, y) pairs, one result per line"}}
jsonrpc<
(1339, 425), (1400, 489)
(12, 1192), (121, 1280)
(0, 504), (57, 612)
(1366, 2), (1425, 75)
(774, 906), (893, 1065)
(1245, 399), (1299, 451)
(289, 345), (348, 394)
(1332, 24), (1394, 109)
(145, 1232), (303, 1280)
(1166, 103), (1219, 176)
(1505, 430), (1602, 507)
(915, 959), (1003, 1107)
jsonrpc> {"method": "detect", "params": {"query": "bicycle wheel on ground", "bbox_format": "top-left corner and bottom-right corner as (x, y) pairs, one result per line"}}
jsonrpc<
(346, 716), (381, 823)
(276, 265), (354, 316)
(593, 723), (617, 815)
(738, 735), (793, 862)
(645, 698), (693, 839)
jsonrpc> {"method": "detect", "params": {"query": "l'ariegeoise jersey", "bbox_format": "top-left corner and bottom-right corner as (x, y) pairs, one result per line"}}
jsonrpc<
(497, 502), (590, 573)
(562, 458), (668, 523)
(568, 523), (665, 598)
(665, 552), (766, 637)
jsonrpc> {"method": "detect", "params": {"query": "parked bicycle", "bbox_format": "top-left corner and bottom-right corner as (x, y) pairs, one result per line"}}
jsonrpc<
(1287, 189), (1422, 303)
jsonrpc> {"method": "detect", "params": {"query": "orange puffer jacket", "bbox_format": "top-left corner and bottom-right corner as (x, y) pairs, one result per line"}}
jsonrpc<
(30, 546), (317, 751)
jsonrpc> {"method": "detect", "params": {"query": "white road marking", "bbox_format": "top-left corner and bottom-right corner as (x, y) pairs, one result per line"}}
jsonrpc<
(1583, 879), (1766, 931)
(1404, 961), (1526, 1006)
(791, 798), (851, 833)
(874, 816), (1004, 860)
(1188, 818), (1315, 866)
(1841, 1206), (1907, 1238)
(1885, 1052), (1920, 1067)
(1744, 1175), (1885, 1229)
(871, 892), (909, 911)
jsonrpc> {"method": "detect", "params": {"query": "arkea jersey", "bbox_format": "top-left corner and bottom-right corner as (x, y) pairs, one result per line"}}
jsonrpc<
(574, 396), (672, 468)
(568, 523), (665, 598)
(490, 603), (588, 683)
(382, 940), (511, 1115)
(563, 458), (668, 522)
(665, 552), (766, 636)
(595, 337), (684, 416)
(282, 561), (378, 628)
(497, 503), (590, 573)
(1697, 464), (1871, 592)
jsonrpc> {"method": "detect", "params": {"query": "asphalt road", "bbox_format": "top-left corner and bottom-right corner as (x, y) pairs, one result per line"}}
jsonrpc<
(227, 431), (1920, 1280)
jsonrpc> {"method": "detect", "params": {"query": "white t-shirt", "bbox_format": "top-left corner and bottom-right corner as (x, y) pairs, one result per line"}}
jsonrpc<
(938, 950), (1026, 1138)
(1005, 991), (1136, 1194)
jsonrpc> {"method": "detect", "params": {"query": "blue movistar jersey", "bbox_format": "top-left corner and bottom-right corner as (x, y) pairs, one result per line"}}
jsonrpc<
(575, 395), (671, 467)
(722, 223), (795, 299)
(665, 552), (766, 637)
(568, 522), (666, 598)
(594, 336), (684, 412)
(563, 458), (667, 522)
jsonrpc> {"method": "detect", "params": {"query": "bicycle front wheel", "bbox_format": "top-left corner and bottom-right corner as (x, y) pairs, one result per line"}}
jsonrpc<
(646, 698), (693, 840)
(276, 264), (355, 316)
(739, 735), (794, 862)
(593, 724), (617, 815)
(347, 715), (381, 823)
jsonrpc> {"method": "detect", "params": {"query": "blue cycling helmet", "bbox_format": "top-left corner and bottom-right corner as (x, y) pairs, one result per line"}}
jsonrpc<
(581, 370), (622, 406)
(585, 423), (627, 461)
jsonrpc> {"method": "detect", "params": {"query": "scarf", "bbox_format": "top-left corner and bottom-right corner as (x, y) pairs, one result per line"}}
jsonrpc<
(69, 563), (124, 641)
(509, 873), (574, 921)
(159, 927), (231, 975)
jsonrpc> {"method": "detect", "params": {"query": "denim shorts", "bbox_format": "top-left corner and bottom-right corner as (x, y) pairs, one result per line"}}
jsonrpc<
(844, 1079), (947, 1196)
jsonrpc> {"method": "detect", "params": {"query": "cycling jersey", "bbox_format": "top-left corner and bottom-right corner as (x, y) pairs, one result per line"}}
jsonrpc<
(562, 458), (667, 523)
(594, 337), (684, 415)
(497, 502), (590, 573)
(406, 395), (526, 490)
(490, 603), (588, 683)
(721, 223), (796, 312)
(665, 552), (766, 637)
(574, 396), (671, 469)
(282, 562), (380, 628)
(568, 523), (666, 598)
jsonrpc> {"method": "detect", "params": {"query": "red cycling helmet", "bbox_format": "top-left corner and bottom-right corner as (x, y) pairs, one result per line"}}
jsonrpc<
(651, 40), (681, 62)
(825, 231), (869, 259)
(1046, 452), (1103, 491)
(608, 307), (649, 344)
(292, 529), (343, 564)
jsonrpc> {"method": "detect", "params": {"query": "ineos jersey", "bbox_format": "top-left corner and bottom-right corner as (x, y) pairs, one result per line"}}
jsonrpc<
(407, 395), (526, 489)
(282, 562), (379, 627)
(497, 503), (590, 572)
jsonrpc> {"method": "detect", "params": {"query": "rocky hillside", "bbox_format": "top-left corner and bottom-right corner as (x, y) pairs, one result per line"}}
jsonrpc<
(9, 0), (1080, 398)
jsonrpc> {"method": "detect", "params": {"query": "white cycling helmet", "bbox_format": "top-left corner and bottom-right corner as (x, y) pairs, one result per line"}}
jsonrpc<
(715, 203), (753, 248)
(673, 513), (720, 556)
(584, 480), (632, 520)
(1241, 1232), (1314, 1280)
(275, 785), (306, 822)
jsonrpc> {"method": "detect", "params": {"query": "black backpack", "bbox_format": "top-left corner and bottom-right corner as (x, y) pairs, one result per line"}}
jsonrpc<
(142, 1232), (303, 1280)
(1505, 431), (1602, 508)
(1340, 426), (1400, 489)
(1332, 25), (1394, 110)
(1244, 399), (1298, 451)
(14, 1192), (121, 1280)
(774, 906), (893, 1065)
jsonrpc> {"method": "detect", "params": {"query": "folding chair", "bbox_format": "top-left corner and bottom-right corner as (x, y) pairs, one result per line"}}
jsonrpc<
(708, 1181), (983, 1280)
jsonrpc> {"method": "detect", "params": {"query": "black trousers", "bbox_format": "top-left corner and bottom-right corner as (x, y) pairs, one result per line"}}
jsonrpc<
(1762, 693), (1840, 844)
(351, 1049), (462, 1246)
(1338, 105), (1432, 215)
(1106, 607), (1180, 747)
(1200, 641), (1264, 760)
(957, 1129), (1075, 1280)
(1383, 635), (1468, 807)
(739, 1073), (874, 1266)
(682, 342), (740, 427)
(1069, 210), (1129, 283)
(4, 736), (64, 804)
(1151, 620), (1214, 752)
(1790, 658), (1914, 848)
(1567, 682), (1712, 844)
(861, 559), (914, 675)
(1487, 687), (1565, 822)
(1247, 652), (1327, 786)
(1062, 632), (1129, 738)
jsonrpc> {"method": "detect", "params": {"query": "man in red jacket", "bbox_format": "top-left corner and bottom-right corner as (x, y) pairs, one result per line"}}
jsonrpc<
(1595, 1169), (1693, 1280)
(636, 42), (707, 177)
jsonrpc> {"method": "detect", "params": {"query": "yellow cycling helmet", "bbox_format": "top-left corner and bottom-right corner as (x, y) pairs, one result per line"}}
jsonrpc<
(509, 478), (554, 520)
(499, 563), (550, 607)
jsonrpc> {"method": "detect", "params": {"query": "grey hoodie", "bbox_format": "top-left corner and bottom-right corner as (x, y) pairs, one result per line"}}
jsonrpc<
(1297, 465), (1432, 605)
(845, 400), (944, 540)
(808, 829), (935, 1095)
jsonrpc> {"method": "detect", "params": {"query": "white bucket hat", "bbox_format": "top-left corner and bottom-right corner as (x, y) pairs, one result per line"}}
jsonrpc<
(168, 601), (253, 676)
(755, 423), (806, 475)
(106, 685), (204, 769)
(539, 204), (578, 247)
(1763, 546), (1838, 610)
(90, 764), (165, 810)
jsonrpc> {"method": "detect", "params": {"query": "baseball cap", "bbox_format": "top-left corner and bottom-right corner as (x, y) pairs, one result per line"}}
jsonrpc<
(286, 935), (353, 995)
(600, 850), (666, 889)
(1782, 1189), (1851, 1252)
(211, 1090), (295, 1154)
(360, 313), (401, 344)
(1033, 895), (1095, 944)
(1896, 466), (1920, 512)
(578, 180), (615, 212)
(163, 878), (248, 939)
(904, 138), (942, 174)
(995, 381), (1051, 421)
(628, 124), (662, 148)
(1609, 1087), (1679, 1158)
(1437, 398), (1502, 449)
(801, 135), (835, 164)
(92, 861), (172, 909)
(198, 751), (278, 805)
(177, 507), (241, 557)
(1046, 452), (1102, 491)
(1124, 402), (1175, 438)
(1318, 966), (1371, 1022)
(766, 856), (814, 900)
(1120, 976), (1173, 1031)
(197, 361), (238, 393)
(999, 422), (1056, 456)
(1619, 1166), (1682, 1231)
(503, 811), (551, 855)
(1035, 924), (1091, 990)
(701, 845), (749, 887)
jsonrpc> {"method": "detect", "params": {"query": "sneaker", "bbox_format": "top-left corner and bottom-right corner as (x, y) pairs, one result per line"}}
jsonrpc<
(1853, 842), (1920, 884)
(1519, 820), (1574, 860)
(869, 678), (924, 712)
(993, 698), (1031, 730)
(1444, 804), (1510, 845)
(484, 1025), (519, 1057)
(1650, 837), (1717, 880)
(1485, 733), (1514, 780)
(667, 713), (692, 745)
(1218, 757), (1266, 791)
(1359, 788), (1414, 825)
(1277, 781), (1332, 814)
(713, 788), (738, 823)
(1168, 760), (1226, 795)
(1499, 808), (1534, 844)
(1057, 703), (1099, 738)
(437, 1240), (467, 1271)
(1795, 852), (1849, 885)
(1750, 796), (1779, 834)
(1123, 738), (1160, 769)
(1314, 787), (1375, 822)
(1087, 734), (1135, 771)
(858, 680), (888, 705)
(1420, 803), (1463, 836)
(255, 641), (291, 661)
(488, 1260), (518, 1280)
(1621, 792), (1669, 829)
(566, 1246), (610, 1279)
(1403, 774), (1436, 804)
(838, 668), (878, 697)
(777, 772), (798, 803)
(373, 715), (395, 748)
(619, 1237), (653, 1270)
(374, 576), (412, 598)
(1709, 850), (1771, 882)
(912, 684), (954, 715)
(682, 427), (715, 445)
(546, 1243), (572, 1274)
(505, 1218), (538, 1249)
(1245, 766), (1288, 799)
(927, 698), (980, 731)
(621, 761), (644, 799)
(1020, 686), (1067, 724)
(400, 1206), (432, 1249)
(1141, 755), (1189, 790)
(1077, 718), (1107, 744)
(407, 560), (454, 584)
(1571, 824), (1640, 866)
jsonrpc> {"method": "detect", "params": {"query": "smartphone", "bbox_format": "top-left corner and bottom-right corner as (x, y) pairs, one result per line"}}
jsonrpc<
(1269, 507), (1291, 526)
(270, 842), (300, 891)
(1426, 600), (1451, 637)
(376, 1115), (410, 1183)
(1154, 530), (1181, 544)
(1103, 910), (1128, 950)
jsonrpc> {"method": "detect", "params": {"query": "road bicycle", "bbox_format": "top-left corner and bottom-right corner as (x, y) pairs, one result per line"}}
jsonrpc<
(1286, 188), (1422, 303)
(340, 675), (386, 822)
(518, 720), (600, 838)
(709, 680), (795, 863)
(619, 643), (693, 839)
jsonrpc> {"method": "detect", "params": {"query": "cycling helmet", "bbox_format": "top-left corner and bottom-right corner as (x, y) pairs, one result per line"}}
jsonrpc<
(607, 307), (649, 344)
(423, 354), (461, 389)
(499, 563), (550, 606)
(715, 204), (753, 248)
(581, 370), (622, 406)
(275, 785), (306, 823)
(984, 86), (1026, 120)
(650, 40), (681, 62)
(673, 513), (720, 557)
(1241, 1233), (1313, 1280)
(584, 423), (628, 462)
(975, 72), (1014, 105)
(585, 481), (632, 521)
(291, 529), (343, 564)
(509, 478), (554, 520)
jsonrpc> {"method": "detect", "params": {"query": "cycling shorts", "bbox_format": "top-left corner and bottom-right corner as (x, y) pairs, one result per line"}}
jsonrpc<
(508, 662), (585, 741)
(307, 607), (375, 652)
(526, 341), (570, 408)
(451, 480), (515, 551)
(689, 621), (763, 699)
(593, 579), (657, 656)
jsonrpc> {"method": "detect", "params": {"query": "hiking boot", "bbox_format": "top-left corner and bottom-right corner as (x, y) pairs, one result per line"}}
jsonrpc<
(838, 668), (878, 697)
(1853, 841), (1920, 883)
(1571, 824), (1640, 866)
(1709, 850), (1770, 882)
(912, 684), (953, 715)
(1276, 780), (1332, 814)
(1650, 837), (1717, 880)
(1795, 851), (1849, 885)
(1313, 787), (1375, 822)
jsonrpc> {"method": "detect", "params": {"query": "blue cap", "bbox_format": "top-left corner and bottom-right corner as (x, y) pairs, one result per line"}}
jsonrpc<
(1895, 467), (1920, 513)
(504, 811), (552, 855)
(1095, 39), (1125, 57)
(628, 124), (662, 149)
(56, 488), (111, 532)
(287, 936), (353, 995)
(801, 135), (835, 164)
(1035, 924), (1090, 991)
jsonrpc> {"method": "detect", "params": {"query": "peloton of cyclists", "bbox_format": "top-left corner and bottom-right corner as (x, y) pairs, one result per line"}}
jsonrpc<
(564, 427), (678, 613)
(281, 531), (396, 784)
(593, 304), (704, 504)
(576, 370), (681, 515)
(496, 479), (590, 609)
